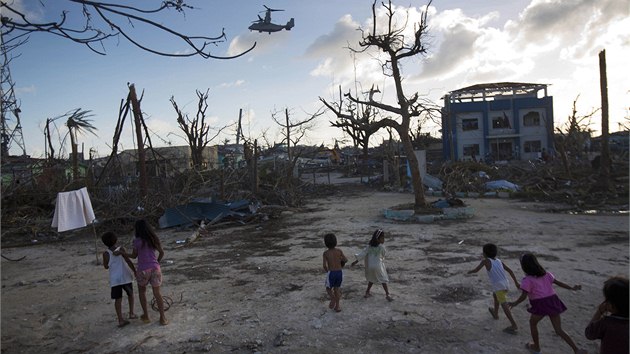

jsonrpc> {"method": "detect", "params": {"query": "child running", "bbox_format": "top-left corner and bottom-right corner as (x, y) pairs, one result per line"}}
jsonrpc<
(351, 228), (393, 301)
(508, 253), (586, 354)
(467, 243), (519, 334)
(585, 276), (629, 354)
(125, 219), (168, 325)
(323, 233), (348, 312)
(101, 231), (137, 327)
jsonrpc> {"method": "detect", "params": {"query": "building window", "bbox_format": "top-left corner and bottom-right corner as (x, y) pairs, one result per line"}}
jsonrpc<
(463, 144), (480, 157)
(492, 112), (511, 129)
(462, 118), (479, 131)
(524, 140), (541, 153)
(523, 111), (541, 126)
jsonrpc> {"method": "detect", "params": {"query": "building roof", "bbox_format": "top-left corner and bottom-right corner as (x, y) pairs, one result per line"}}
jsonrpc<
(447, 82), (549, 103)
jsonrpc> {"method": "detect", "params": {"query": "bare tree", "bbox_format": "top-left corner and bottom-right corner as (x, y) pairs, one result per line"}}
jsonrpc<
(320, 0), (439, 211)
(1, 0), (255, 59)
(327, 85), (382, 158)
(554, 95), (598, 178)
(170, 89), (231, 170)
(271, 107), (323, 183)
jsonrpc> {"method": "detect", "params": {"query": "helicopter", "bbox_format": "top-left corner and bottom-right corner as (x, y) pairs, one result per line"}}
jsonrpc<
(248, 5), (294, 34)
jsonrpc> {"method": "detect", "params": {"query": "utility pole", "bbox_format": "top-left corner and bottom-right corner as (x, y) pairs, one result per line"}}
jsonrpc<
(598, 49), (611, 189)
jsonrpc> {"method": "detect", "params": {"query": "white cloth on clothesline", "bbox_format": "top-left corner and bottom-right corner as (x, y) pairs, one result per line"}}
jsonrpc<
(51, 187), (96, 232)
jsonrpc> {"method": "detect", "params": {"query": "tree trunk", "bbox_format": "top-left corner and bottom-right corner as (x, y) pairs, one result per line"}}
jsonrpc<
(400, 132), (427, 211)
(70, 133), (78, 180)
(285, 108), (292, 184)
(191, 146), (203, 169)
(557, 142), (572, 179)
(128, 84), (148, 198)
(598, 49), (611, 190)
(252, 139), (259, 195)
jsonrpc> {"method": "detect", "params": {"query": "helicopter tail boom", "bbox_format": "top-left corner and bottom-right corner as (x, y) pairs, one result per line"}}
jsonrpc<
(285, 18), (295, 30)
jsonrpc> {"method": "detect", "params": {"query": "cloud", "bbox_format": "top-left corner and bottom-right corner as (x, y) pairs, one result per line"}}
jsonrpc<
(304, 15), (363, 80)
(219, 80), (245, 88)
(507, 0), (628, 53)
(6, 0), (45, 22)
(306, 6), (434, 91)
(420, 17), (482, 78)
(304, 15), (360, 58)
(16, 85), (37, 95)
(227, 30), (291, 57)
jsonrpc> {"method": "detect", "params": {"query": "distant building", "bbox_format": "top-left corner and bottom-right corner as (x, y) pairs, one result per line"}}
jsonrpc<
(218, 144), (244, 168)
(114, 145), (219, 177)
(442, 82), (554, 162)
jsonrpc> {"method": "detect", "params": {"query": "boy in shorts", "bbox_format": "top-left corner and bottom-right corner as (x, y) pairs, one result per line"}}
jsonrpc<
(323, 233), (348, 312)
(468, 243), (520, 334)
(102, 231), (137, 327)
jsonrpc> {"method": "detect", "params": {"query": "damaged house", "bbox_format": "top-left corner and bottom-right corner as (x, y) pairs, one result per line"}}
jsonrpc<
(441, 82), (554, 162)
(96, 145), (219, 180)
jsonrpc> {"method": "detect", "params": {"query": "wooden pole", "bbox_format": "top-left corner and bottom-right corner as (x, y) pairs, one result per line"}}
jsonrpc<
(93, 223), (99, 266)
(128, 84), (148, 197)
(253, 139), (259, 195)
(598, 50), (610, 188)
(236, 108), (242, 146)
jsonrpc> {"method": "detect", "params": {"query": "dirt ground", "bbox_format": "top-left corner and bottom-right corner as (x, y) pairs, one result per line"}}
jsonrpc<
(1, 184), (628, 353)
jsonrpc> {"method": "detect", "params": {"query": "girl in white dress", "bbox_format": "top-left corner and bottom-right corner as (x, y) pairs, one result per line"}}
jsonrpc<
(351, 229), (393, 301)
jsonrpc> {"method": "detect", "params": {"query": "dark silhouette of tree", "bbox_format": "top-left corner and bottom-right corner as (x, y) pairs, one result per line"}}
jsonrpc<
(170, 89), (231, 170)
(327, 85), (382, 158)
(271, 107), (323, 184)
(65, 109), (97, 180)
(321, 0), (439, 211)
(1, 0), (255, 59)
(554, 95), (598, 178)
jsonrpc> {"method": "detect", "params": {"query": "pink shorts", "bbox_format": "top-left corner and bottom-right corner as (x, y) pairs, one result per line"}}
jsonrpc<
(136, 267), (162, 287)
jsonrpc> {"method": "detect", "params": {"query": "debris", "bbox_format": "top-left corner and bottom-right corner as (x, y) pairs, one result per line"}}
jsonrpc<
(1, 254), (26, 262)
(484, 180), (519, 192)
(159, 198), (258, 229)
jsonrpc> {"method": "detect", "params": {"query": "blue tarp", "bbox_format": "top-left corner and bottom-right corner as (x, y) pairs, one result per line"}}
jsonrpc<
(158, 198), (244, 229)
(484, 180), (520, 192)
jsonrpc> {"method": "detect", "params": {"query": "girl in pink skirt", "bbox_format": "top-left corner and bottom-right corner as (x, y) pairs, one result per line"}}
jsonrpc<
(508, 253), (586, 354)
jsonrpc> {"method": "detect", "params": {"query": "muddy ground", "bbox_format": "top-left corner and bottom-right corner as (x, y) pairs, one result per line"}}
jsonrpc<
(1, 184), (628, 353)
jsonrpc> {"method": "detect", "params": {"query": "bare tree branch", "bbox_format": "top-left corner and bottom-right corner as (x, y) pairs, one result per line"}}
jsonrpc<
(1, 0), (256, 59)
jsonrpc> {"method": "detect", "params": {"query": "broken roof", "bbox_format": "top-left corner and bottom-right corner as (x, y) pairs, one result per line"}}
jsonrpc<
(446, 82), (549, 103)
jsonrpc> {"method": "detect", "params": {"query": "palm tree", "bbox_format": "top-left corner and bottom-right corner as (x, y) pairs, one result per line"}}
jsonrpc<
(65, 109), (97, 180)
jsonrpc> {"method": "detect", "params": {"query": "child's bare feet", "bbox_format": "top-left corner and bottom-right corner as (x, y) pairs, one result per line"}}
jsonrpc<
(334, 307), (341, 312)
(140, 315), (150, 324)
(129, 313), (138, 319)
(328, 300), (335, 309)
(502, 326), (517, 335)
(160, 318), (169, 325)
(386, 295), (394, 302)
(525, 342), (541, 354)
(363, 292), (372, 298)
(488, 307), (499, 319)
(118, 320), (130, 328)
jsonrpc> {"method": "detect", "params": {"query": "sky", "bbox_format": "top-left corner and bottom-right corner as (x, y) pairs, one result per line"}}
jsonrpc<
(4, 0), (629, 158)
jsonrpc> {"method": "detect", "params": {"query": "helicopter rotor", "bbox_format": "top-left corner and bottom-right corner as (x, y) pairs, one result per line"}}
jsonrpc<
(261, 5), (284, 12)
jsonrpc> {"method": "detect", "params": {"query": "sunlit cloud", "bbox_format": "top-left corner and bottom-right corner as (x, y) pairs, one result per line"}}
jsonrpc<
(227, 30), (291, 57)
(219, 80), (246, 88)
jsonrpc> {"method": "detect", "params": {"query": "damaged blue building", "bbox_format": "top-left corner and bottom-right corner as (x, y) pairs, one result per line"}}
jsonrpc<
(442, 82), (554, 162)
